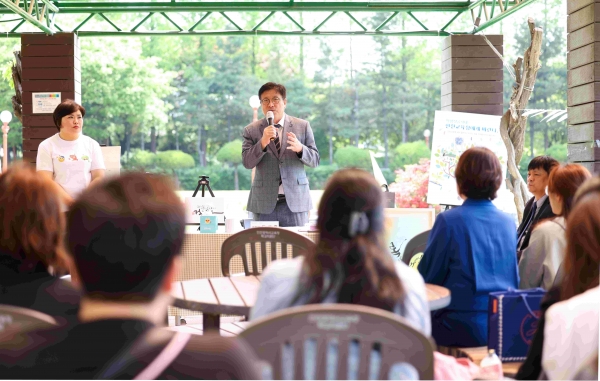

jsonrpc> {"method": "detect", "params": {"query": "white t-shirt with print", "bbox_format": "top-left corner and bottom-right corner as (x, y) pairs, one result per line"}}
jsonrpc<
(36, 133), (106, 198)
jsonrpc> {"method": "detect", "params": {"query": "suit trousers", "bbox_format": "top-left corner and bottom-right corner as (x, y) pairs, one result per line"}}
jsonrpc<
(254, 198), (308, 227)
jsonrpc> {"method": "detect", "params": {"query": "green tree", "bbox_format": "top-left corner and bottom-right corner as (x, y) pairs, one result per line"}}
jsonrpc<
(216, 139), (243, 190)
(154, 150), (195, 170)
(334, 146), (371, 170)
(391, 141), (431, 171)
(546, 143), (567, 163)
(80, 38), (175, 160)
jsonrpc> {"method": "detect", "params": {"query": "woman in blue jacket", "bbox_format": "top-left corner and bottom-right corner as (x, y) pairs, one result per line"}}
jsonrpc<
(418, 147), (519, 347)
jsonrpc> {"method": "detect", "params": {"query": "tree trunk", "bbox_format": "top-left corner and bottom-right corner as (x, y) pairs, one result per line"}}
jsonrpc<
(328, 121), (333, 164)
(500, 18), (543, 223)
(140, 130), (145, 150)
(233, 165), (239, 190)
(124, 123), (132, 161)
(12, 146), (16, 162)
(150, 127), (157, 153)
(350, 37), (359, 147)
(382, 86), (388, 168)
(197, 124), (204, 167)
(175, 119), (180, 150)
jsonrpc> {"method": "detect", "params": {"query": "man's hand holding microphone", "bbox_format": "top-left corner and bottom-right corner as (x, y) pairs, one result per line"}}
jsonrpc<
(260, 111), (277, 149)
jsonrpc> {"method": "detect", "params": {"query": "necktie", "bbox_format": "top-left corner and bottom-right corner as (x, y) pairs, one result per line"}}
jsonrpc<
(273, 124), (281, 156)
(518, 201), (538, 249)
(274, 124), (282, 186)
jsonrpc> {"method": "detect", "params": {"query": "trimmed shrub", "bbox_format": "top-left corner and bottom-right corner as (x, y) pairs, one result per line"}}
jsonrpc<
(154, 150), (195, 170)
(334, 146), (371, 170)
(391, 141), (431, 171)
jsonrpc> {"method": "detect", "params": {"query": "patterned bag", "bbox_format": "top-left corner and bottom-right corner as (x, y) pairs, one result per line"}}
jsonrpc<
(487, 288), (546, 362)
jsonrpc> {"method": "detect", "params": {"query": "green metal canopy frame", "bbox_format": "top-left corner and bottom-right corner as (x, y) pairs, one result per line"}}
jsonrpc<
(0, 0), (536, 37)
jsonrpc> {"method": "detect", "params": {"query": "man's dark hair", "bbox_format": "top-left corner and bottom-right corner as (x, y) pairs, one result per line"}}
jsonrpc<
(527, 155), (559, 174)
(52, 99), (86, 132)
(258, 82), (287, 100)
(66, 173), (185, 302)
(455, 147), (503, 200)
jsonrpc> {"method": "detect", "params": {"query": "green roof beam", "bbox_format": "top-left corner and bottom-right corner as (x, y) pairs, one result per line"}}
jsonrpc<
(252, 11), (275, 31)
(131, 12), (153, 31)
(490, 0), (496, 19)
(345, 11), (367, 31)
(2, 29), (456, 38)
(472, 0), (538, 34)
(407, 11), (428, 31)
(73, 13), (94, 32)
(440, 11), (463, 32)
(219, 11), (242, 30)
(313, 11), (336, 32)
(160, 11), (182, 31)
(375, 11), (398, 31)
(282, 11), (304, 31)
(188, 12), (211, 31)
(27, 2), (521, 13)
(9, 18), (24, 32)
(98, 12), (121, 32)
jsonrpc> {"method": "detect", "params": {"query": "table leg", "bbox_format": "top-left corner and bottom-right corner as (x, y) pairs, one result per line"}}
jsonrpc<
(203, 313), (220, 332)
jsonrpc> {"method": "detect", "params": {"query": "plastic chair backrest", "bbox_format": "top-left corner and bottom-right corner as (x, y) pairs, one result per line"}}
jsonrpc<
(221, 227), (316, 276)
(238, 304), (434, 380)
(402, 230), (431, 266)
(0, 304), (58, 334)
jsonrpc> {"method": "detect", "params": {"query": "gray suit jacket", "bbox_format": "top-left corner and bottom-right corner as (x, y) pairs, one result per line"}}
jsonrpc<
(242, 115), (319, 214)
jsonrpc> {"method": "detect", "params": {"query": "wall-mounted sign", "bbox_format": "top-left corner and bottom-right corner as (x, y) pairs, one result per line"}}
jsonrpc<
(32, 92), (62, 114)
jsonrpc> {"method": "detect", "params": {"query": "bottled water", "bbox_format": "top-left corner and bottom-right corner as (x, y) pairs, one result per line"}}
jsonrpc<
(478, 349), (503, 380)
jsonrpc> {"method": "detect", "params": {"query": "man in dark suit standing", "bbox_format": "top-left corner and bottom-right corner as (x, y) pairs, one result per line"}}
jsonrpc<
(516, 155), (559, 258)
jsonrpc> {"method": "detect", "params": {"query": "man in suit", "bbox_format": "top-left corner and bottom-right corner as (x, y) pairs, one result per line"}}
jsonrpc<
(516, 155), (559, 257)
(0, 173), (261, 379)
(242, 82), (320, 227)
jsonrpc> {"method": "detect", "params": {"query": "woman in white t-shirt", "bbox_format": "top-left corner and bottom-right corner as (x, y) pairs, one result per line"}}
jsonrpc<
(37, 100), (105, 206)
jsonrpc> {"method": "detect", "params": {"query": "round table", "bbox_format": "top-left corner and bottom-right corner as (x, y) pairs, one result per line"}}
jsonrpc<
(172, 276), (451, 331)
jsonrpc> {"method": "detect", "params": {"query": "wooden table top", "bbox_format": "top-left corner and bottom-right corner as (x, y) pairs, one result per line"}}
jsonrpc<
(172, 276), (451, 315)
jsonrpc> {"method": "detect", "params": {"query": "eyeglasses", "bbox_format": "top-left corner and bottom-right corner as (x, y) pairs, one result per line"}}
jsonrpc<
(261, 97), (282, 105)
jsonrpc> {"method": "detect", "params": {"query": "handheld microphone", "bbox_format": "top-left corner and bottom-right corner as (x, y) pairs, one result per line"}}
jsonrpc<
(266, 111), (276, 141)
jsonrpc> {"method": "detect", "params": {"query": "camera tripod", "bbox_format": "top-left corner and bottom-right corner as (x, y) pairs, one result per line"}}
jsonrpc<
(192, 175), (215, 197)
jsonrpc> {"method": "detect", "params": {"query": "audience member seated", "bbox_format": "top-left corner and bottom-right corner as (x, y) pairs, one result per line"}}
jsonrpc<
(418, 147), (518, 347)
(251, 168), (431, 337)
(518, 164), (591, 289)
(0, 173), (261, 379)
(0, 162), (80, 326)
(542, 285), (599, 380)
(517, 176), (600, 380)
(516, 155), (559, 258)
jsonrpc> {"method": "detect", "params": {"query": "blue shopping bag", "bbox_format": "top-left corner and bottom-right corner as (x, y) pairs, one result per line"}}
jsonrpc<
(487, 288), (546, 362)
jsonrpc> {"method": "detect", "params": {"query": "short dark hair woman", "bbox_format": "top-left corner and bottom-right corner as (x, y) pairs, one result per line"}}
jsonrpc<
(251, 168), (431, 337)
(36, 99), (105, 208)
(418, 147), (519, 347)
(0, 162), (80, 325)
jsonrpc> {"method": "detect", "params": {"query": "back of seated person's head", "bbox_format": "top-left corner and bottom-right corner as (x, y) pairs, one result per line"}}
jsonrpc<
(302, 168), (404, 312)
(547, 164), (591, 218)
(561, 176), (600, 301)
(455, 147), (503, 200)
(66, 172), (185, 302)
(0, 161), (70, 275)
(527, 155), (559, 174)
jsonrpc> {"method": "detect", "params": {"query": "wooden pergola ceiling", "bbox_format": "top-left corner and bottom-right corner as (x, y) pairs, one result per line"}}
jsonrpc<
(0, 0), (537, 37)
